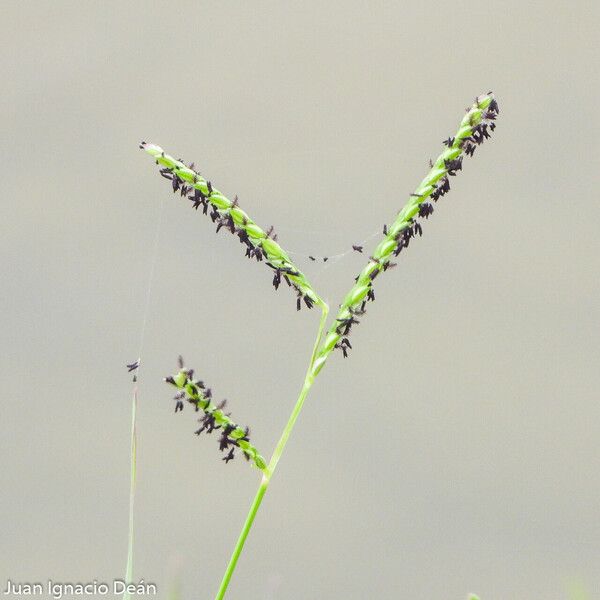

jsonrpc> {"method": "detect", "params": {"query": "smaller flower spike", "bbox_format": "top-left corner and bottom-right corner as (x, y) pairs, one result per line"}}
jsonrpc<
(140, 142), (325, 313)
(165, 358), (267, 471)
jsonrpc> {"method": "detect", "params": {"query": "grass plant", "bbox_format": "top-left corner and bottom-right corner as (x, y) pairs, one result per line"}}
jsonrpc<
(138, 92), (499, 599)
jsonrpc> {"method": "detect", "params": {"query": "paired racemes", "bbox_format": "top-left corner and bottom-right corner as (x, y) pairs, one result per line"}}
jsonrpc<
(142, 92), (499, 465)
(139, 92), (499, 599)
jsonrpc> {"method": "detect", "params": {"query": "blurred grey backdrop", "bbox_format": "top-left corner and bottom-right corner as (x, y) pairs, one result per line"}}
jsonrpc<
(1, 2), (599, 599)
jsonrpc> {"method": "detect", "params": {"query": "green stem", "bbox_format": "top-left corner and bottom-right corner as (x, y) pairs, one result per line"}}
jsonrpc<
(214, 301), (329, 600)
(124, 385), (137, 600)
(214, 476), (269, 600)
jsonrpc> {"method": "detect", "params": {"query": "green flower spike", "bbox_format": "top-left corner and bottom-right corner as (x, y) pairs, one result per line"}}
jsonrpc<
(311, 91), (499, 376)
(165, 358), (267, 471)
(140, 142), (324, 312)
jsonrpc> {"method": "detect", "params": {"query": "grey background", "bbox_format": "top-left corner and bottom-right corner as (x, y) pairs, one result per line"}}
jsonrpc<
(1, 2), (599, 599)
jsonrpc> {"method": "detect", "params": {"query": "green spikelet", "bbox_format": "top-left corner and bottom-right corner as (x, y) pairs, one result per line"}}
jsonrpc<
(140, 142), (324, 312)
(165, 359), (267, 471)
(312, 92), (499, 375)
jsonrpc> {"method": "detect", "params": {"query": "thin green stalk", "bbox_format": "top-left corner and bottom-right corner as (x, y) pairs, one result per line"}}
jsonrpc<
(214, 477), (268, 600)
(124, 385), (137, 600)
(267, 301), (329, 475)
(215, 300), (328, 600)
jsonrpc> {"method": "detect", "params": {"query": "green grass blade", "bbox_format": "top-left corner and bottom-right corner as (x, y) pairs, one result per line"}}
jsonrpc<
(124, 385), (138, 600)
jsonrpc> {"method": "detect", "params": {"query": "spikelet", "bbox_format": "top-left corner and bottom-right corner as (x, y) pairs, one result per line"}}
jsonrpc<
(165, 357), (267, 470)
(312, 92), (499, 374)
(140, 142), (323, 312)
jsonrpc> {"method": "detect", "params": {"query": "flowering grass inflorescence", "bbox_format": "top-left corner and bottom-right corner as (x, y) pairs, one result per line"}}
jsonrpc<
(139, 92), (499, 599)
(311, 92), (499, 375)
(139, 142), (324, 312)
(165, 357), (266, 470)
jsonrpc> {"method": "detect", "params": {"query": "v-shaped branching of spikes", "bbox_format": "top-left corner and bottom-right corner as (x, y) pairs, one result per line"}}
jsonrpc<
(165, 357), (267, 470)
(141, 93), (499, 600)
(139, 142), (324, 312)
(145, 92), (499, 472)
